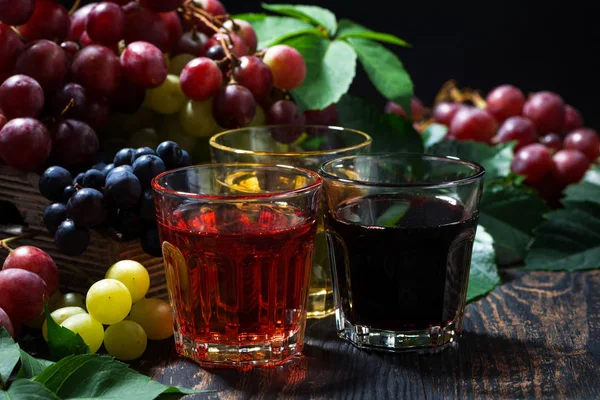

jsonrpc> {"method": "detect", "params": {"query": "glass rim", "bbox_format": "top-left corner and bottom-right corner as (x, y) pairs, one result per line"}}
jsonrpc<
(209, 125), (373, 157)
(319, 153), (486, 189)
(152, 163), (323, 201)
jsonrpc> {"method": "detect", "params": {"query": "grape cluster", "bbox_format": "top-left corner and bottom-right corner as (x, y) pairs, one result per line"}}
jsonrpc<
(40, 141), (191, 257)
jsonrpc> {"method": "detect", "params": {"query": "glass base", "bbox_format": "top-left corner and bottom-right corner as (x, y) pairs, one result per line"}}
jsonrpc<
(336, 311), (461, 353)
(173, 330), (304, 369)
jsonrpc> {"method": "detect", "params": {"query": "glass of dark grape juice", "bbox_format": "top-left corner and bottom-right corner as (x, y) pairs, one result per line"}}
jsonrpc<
(209, 126), (372, 319)
(152, 164), (322, 367)
(319, 154), (485, 353)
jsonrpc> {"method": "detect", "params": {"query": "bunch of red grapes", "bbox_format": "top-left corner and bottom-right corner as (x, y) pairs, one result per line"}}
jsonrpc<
(0, 0), (315, 174)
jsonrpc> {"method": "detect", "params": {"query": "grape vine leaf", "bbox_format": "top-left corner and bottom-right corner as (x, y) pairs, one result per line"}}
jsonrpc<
(467, 226), (502, 302)
(234, 13), (317, 49)
(33, 354), (201, 399)
(421, 123), (448, 149)
(0, 328), (19, 389)
(44, 304), (90, 361)
(525, 166), (600, 271)
(345, 37), (413, 117)
(336, 19), (410, 47)
(16, 350), (54, 379)
(261, 3), (337, 35)
(336, 94), (424, 153)
(284, 35), (357, 112)
(1, 379), (60, 400)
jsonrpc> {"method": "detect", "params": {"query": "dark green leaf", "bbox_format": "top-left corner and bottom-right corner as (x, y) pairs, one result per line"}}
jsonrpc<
(336, 19), (410, 47)
(34, 354), (201, 400)
(346, 37), (413, 117)
(467, 226), (502, 302)
(0, 328), (19, 389)
(1, 379), (60, 400)
(422, 124), (448, 149)
(44, 303), (89, 361)
(261, 3), (337, 34)
(234, 13), (317, 49)
(563, 166), (600, 206)
(285, 35), (356, 112)
(337, 95), (424, 153)
(16, 350), (54, 379)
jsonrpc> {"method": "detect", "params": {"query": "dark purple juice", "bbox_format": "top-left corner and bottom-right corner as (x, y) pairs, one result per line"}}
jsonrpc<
(325, 194), (478, 331)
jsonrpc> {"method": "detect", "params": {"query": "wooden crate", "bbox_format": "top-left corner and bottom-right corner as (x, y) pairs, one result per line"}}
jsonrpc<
(0, 165), (168, 300)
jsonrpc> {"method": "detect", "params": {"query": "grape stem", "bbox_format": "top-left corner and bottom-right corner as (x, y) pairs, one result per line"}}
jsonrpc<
(60, 98), (75, 117)
(0, 231), (42, 253)
(69, 0), (82, 15)
(9, 26), (26, 42)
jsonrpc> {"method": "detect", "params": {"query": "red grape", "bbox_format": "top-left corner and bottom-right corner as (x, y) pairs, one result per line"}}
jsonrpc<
(511, 143), (554, 184)
(384, 97), (425, 121)
(562, 104), (584, 134)
(266, 101), (305, 143)
(139, 0), (183, 12)
(213, 84), (256, 129)
(528, 173), (563, 209)
(48, 82), (87, 119)
(0, 75), (44, 119)
(204, 32), (248, 58)
(86, 2), (126, 45)
(0, 118), (51, 172)
(3, 246), (59, 296)
(14, 39), (68, 92)
(68, 3), (96, 40)
(263, 45), (306, 91)
(448, 107), (497, 143)
(120, 41), (168, 88)
(0, 0), (35, 26)
(124, 5), (170, 52)
(85, 96), (111, 131)
(303, 104), (339, 126)
(78, 31), (119, 53)
(50, 119), (99, 167)
(180, 57), (222, 101)
(495, 116), (537, 151)
(0, 113), (6, 130)
(233, 56), (272, 104)
(433, 102), (465, 126)
(198, 0), (226, 16)
(223, 19), (258, 53)
(205, 44), (226, 61)
(110, 79), (146, 114)
(563, 128), (600, 161)
(552, 149), (590, 186)
(72, 44), (122, 96)
(0, 24), (24, 73)
(540, 133), (563, 152)
(17, 0), (70, 42)
(173, 31), (208, 57)
(0, 307), (14, 338)
(60, 40), (80, 59)
(522, 91), (566, 135)
(0, 269), (49, 323)
(160, 11), (182, 53)
(106, 0), (130, 5)
(485, 84), (525, 123)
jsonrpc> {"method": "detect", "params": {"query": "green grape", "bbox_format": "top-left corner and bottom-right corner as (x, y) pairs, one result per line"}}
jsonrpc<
(158, 114), (198, 151)
(179, 99), (218, 137)
(248, 105), (266, 127)
(105, 260), (150, 303)
(128, 298), (174, 340)
(51, 292), (86, 312)
(86, 279), (132, 325)
(42, 306), (87, 342)
(146, 74), (187, 115)
(60, 313), (104, 353)
(103, 320), (147, 361)
(168, 54), (195, 76)
(128, 127), (160, 149)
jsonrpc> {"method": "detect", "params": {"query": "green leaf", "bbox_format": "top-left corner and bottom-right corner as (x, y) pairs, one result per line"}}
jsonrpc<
(376, 202), (410, 227)
(467, 226), (502, 302)
(284, 35), (356, 112)
(1, 379), (60, 400)
(346, 37), (413, 117)
(261, 3), (337, 35)
(422, 123), (448, 149)
(562, 166), (600, 206)
(234, 13), (317, 49)
(0, 328), (19, 389)
(16, 350), (54, 379)
(34, 354), (200, 400)
(336, 94), (424, 153)
(44, 303), (90, 361)
(336, 19), (410, 47)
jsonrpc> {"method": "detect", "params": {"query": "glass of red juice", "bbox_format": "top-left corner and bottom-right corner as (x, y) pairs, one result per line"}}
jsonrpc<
(152, 164), (322, 367)
(319, 154), (485, 353)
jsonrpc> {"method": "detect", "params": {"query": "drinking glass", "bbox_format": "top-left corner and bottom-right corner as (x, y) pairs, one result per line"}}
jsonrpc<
(319, 154), (485, 353)
(152, 164), (322, 367)
(209, 126), (372, 318)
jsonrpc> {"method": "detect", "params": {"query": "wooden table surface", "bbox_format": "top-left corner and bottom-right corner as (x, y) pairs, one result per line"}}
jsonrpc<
(130, 269), (600, 399)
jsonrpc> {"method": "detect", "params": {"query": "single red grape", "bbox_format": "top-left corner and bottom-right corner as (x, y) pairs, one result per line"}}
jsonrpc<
(449, 107), (497, 143)
(495, 116), (537, 151)
(0, 75), (44, 119)
(85, 96), (111, 131)
(0, 0), (35, 26)
(124, 5), (170, 52)
(263, 44), (306, 91)
(50, 119), (99, 167)
(71, 45), (122, 96)
(105, 0), (130, 5)
(173, 31), (208, 57)
(160, 11), (182, 53)
(233, 56), (272, 104)
(303, 104), (339, 126)
(266, 100), (305, 143)
(78, 31), (119, 53)
(86, 2), (126, 45)
(528, 173), (564, 209)
(17, 0), (70, 42)
(0, 307), (14, 338)
(552, 149), (590, 186)
(562, 104), (584, 134)
(485, 84), (525, 123)
(205, 44), (226, 61)
(384, 97), (425, 121)
(120, 41), (168, 88)
(3, 246), (60, 296)
(0, 118), (51, 172)
(48, 82), (87, 119)
(110, 79), (146, 114)
(0, 114), (6, 130)
(0, 24), (24, 73)
(0, 269), (49, 324)
(203, 32), (248, 58)
(139, 0), (184, 12)
(522, 91), (566, 135)
(539, 133), (563, 152)
(510, 143), (554, 183)
(223, 19), (258, 53)
(563, 128), (600, 161)
(433, 102), (465, 126)
(68, 3), (96, 40)
(213, 84), (256, 129)
(180, 57), (222, 101)
(14, 39), (68, 93)
(60, 41), (80, 59)
(197, 0), (226, 16)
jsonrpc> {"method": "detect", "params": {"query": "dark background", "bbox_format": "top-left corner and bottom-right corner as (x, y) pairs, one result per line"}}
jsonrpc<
(68, 0), (600, 129)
